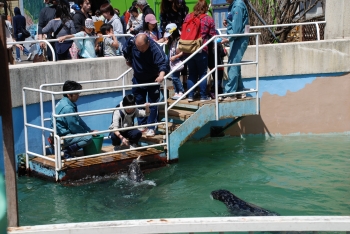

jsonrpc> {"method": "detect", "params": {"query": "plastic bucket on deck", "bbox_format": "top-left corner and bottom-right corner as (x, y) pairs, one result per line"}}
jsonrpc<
(83, 135), (104, 155)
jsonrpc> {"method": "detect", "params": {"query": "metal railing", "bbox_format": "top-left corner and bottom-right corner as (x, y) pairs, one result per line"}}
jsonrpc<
(23, 72), (170, 181)
(22, 32), (259, 180)
(166, 32), (260, 120)
(217, 21), (326, 41)
(8, 216), (350, 233)
(7, 33), (167, 62)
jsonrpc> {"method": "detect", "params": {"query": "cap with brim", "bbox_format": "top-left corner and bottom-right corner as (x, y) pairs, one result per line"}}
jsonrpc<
(164, 23), (179, 38)
(145, 14), (158, 24)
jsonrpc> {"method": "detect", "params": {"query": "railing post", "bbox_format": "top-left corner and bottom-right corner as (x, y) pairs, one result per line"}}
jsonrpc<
(40, 87), (46, 156)
(315, 23), (321, 41)
(255, 34), (259, 114)
(163, 78), (169, 161)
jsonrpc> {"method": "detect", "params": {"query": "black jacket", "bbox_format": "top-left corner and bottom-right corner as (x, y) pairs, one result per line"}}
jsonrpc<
(160, 0), (189, 33)
(12, 7), (26, 39)
(38, 6), (56, 37)
(73, 10), (91, 32)
(134, 5), (154, 33)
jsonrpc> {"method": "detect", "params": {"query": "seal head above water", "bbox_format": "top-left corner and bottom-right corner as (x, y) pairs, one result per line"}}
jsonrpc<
(128, 156), (144, 182)
(211, 189), (279, 216)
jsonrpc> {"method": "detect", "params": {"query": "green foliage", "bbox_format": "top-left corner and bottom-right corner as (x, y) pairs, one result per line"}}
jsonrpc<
(23, 0), (44, 23)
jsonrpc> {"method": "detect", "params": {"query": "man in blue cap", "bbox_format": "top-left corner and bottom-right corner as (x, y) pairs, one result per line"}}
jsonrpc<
(223, 0), (249, 99)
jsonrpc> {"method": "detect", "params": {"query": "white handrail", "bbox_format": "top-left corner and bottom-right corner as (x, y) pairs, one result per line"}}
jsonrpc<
(217, 21), (326, 41)
(166, 32), (260, 120)
(23, 78), (169, 174)
(7, 216), (350, 234)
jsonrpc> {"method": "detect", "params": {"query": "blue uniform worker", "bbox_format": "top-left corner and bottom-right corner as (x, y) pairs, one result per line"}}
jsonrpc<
(224, 0), (249, 94)
(51, 81), (95, 158)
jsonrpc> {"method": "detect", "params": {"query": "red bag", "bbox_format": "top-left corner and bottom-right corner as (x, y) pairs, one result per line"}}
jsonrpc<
(178, 13), (206, 53)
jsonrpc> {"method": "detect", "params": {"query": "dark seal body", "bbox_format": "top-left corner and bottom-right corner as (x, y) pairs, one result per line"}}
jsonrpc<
(211, 189), (279, 216)
(128, 156), (144, 182)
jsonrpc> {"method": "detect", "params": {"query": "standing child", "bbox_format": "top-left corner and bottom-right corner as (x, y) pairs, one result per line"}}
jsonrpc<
(100, 23), (119, 57)
(58, 18), (98, 58)
(165, 23), (185, 100)
(109, 94), (150, 151)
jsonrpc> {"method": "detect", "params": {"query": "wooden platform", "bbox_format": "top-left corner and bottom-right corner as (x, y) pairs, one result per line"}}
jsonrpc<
(29, 145), (167, 183)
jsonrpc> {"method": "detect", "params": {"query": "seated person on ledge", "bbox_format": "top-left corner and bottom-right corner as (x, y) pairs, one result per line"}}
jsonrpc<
(109, 94), (150, 151)
(51, 80), (97, 159)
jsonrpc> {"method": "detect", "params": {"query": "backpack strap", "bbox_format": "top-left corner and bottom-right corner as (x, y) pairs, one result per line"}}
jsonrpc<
(54, 21), (65, 38)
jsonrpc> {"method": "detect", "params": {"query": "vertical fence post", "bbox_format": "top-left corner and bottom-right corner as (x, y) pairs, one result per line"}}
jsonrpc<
(0, 16), (19, 227)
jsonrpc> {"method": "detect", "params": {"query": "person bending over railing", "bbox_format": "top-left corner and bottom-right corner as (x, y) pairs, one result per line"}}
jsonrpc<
(51, 80), (98, 159)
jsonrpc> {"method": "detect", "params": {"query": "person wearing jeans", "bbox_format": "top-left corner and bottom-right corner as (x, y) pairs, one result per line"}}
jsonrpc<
(12, 7), (32, 62)
(186, 52), (208, 101)
(182, 0), (216, 102)
(123, 34), (169, 137)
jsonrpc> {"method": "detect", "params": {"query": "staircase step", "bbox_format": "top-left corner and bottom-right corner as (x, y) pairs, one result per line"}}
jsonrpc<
(167, 98), (215, 111)
(159, 109), (194, 121)
(158, 122), (182, 134)
(140, 133), (165, 145)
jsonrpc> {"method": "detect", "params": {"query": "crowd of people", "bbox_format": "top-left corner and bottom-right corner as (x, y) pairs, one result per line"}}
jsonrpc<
(13, 0), (249, 157)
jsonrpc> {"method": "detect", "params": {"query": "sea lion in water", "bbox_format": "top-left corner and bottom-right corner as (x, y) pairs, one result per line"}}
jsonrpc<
(211, 189), (279, 216)
(128, 156), (144, 182)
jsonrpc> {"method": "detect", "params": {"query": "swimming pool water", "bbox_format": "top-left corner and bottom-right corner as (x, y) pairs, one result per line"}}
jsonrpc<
(17, 135), (350, 226)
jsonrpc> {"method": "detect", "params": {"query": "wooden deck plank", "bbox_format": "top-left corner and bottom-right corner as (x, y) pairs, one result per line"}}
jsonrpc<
(31, 147), (163, 170)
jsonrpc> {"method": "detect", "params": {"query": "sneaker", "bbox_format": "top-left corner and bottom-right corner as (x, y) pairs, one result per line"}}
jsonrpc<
(200, 97), (212, 102)
(187, 96), (194, 102)
(146, 129), (155, 137)
(27, 53), (32, 60)
(236, 93), (246, 99)
(172, 93), (180, 100)
(226, 96), (237, 101)
(113, 145), (121, 151)
(61, 150), (72, 159)
(129, 143), (138, 149)
(15, 58), (22, 63)
(138, 127), (147, 132)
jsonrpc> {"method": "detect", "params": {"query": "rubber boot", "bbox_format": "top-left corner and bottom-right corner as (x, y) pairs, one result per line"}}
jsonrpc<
(62, 143), (80, 159)
(67, 143), (80, 153)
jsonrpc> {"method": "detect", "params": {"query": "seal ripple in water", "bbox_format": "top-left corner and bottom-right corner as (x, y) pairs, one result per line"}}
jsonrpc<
(211, 189), (279, 216)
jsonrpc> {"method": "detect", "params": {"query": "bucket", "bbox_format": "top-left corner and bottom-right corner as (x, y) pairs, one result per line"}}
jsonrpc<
(83, 135), (104, 155)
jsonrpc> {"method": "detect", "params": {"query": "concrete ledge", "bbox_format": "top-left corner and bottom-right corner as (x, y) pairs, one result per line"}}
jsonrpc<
(9, 56), (132, 107)
(242, 39), (350, 78)
(9, 39), (350, 107)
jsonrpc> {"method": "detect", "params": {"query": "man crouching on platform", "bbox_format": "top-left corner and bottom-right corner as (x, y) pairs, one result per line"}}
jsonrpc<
(109, 94), (150, 151)
(51, 80), (98, 159)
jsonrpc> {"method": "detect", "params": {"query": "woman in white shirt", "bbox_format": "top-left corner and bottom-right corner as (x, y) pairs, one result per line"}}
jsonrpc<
(126, 6), (143, 35)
